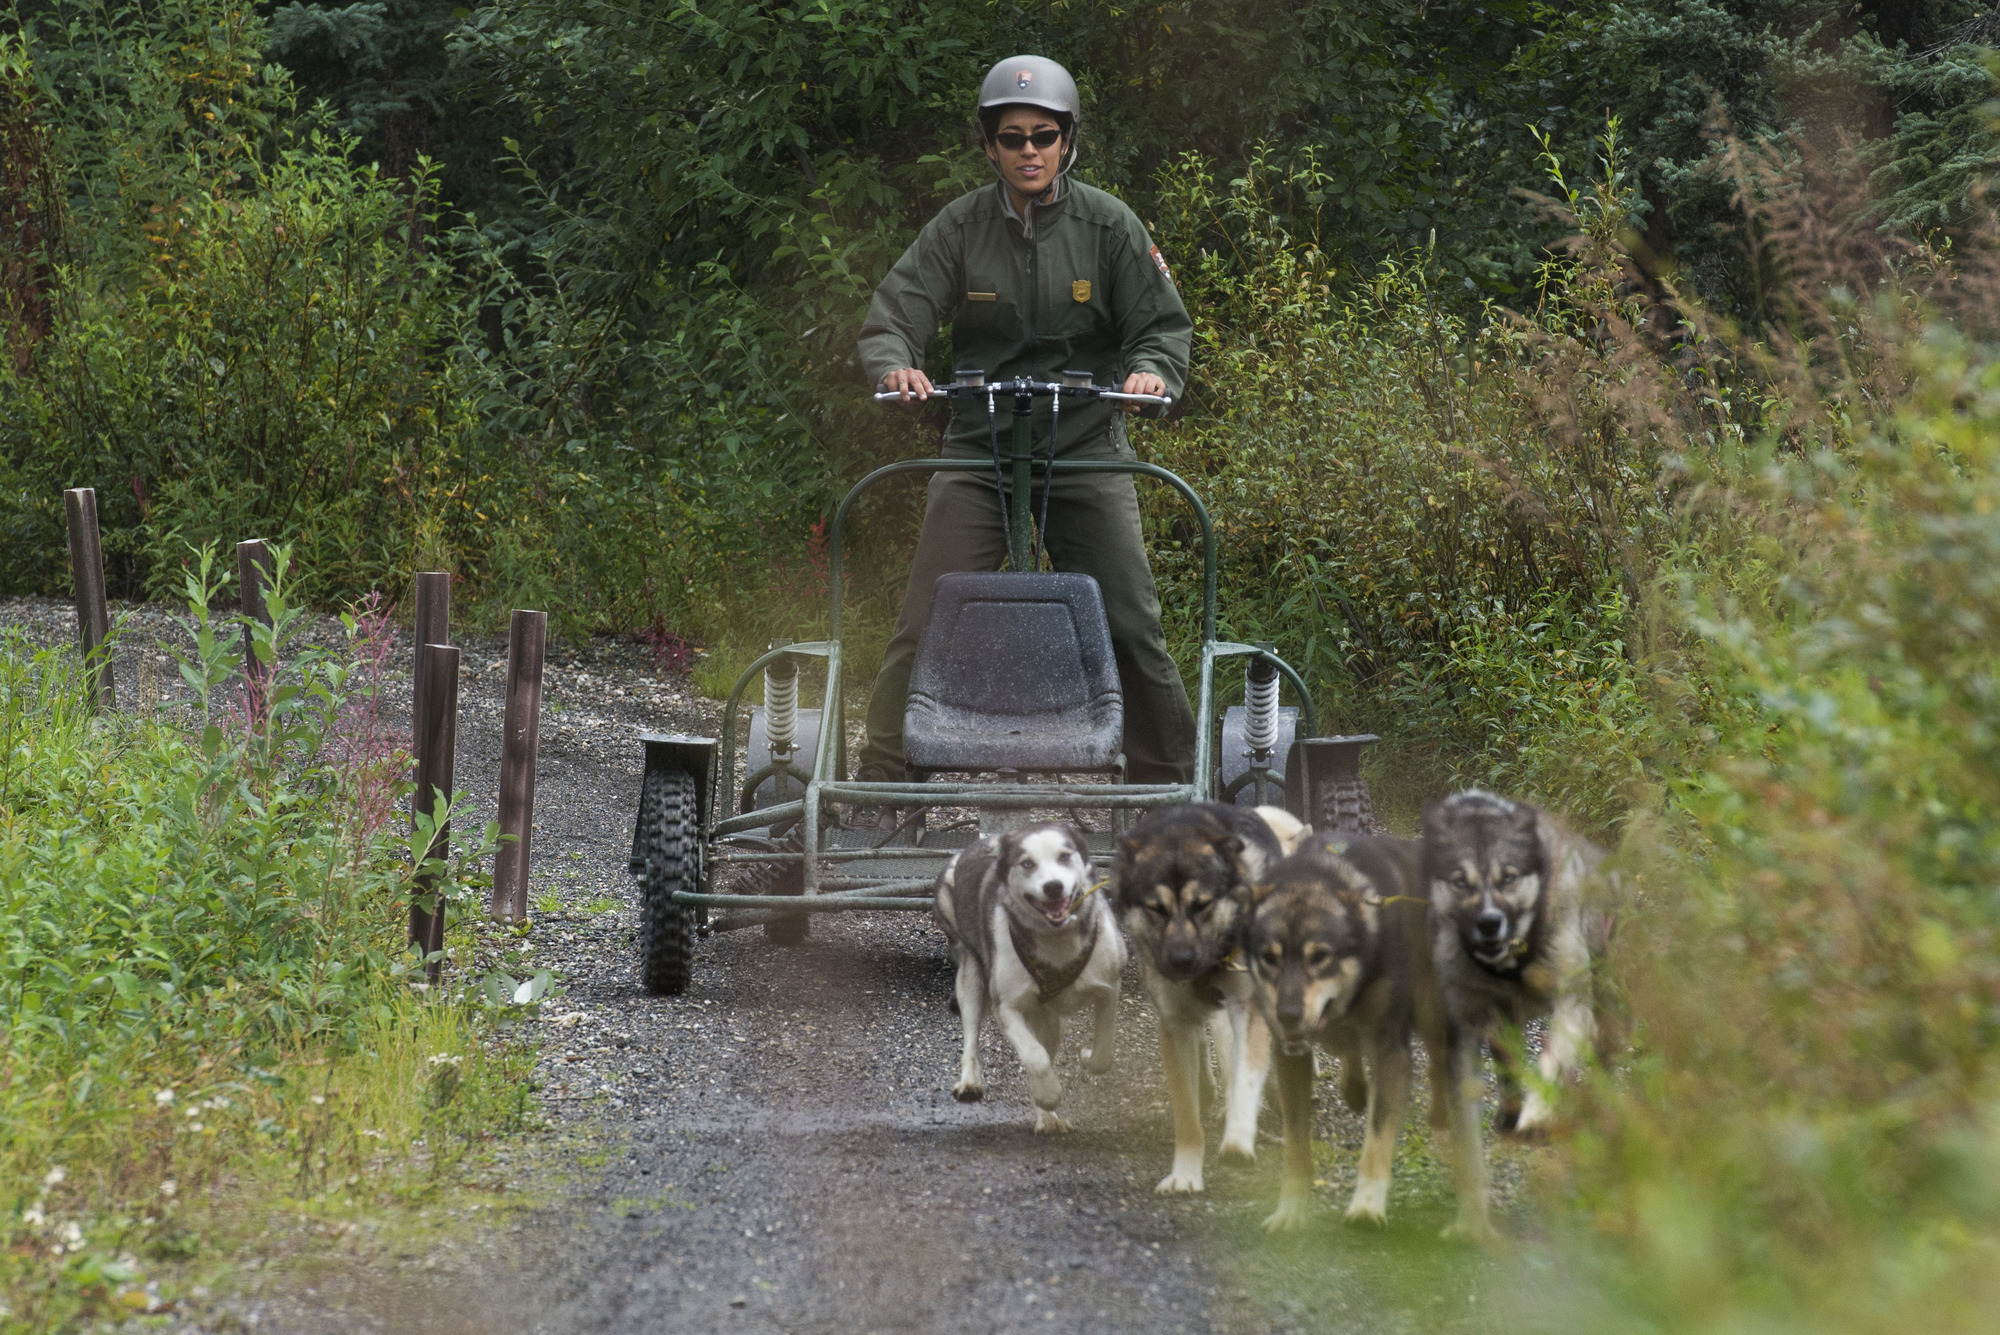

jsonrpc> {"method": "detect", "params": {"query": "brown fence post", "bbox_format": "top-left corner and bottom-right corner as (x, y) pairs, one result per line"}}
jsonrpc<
(492, 610), (546, 922)
(236, 539), (275, 724)
(411, 571), (450, 761)
(411, 641), (460, 982)
(62, 488), (114, 710)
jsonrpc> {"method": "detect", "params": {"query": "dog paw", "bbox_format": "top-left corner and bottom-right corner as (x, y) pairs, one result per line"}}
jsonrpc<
(1082, 1045), (1114, 1075)
(1026, 1072), (1064, 1110)
(1033, 1110), (1074, 1135)
(1343, 1201), (1389, 1228)
(951, 1078), (984, 1103)
(1155, 1169), (1204, 1194)
(1344, 1177), (1390, 1227)
(1216, 1134), (1257, 1165)
(1441, 1213), (1498, 1247)
(1261, 1195), (1314, 1232)
(1508, 1096), (1555, 1139)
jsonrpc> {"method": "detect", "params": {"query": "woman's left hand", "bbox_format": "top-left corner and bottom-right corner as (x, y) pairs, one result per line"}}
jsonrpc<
(1120, 370), (1167, 413)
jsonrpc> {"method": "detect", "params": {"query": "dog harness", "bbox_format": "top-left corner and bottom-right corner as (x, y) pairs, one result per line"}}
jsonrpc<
(1009, 909), (1101, 1002)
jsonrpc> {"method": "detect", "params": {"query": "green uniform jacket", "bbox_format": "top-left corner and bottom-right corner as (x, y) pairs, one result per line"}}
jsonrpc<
(858, 179), (1192, 459)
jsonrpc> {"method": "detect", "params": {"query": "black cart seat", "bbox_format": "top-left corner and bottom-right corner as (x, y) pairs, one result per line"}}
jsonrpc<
(903, 572), (1124, 773)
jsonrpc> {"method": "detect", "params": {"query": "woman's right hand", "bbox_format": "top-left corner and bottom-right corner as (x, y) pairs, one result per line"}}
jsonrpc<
(881, 368), (935, 403)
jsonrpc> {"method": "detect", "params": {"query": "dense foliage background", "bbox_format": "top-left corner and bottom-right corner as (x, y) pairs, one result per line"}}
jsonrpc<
(9, 2), (2000, 1330)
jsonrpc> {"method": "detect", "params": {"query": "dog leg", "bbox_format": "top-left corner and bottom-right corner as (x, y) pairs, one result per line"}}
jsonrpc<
(1218, 1003), (1270, 1164)
(1440, 1025), (1495, 1244)
(1489, 1032), (1524, 1134)
(996, 1001), (1063, 1114)
(1517, 992), (1593, 1134)
(1346, 1036), (1411, 1227)
(1323, 1029), (1367, 1114)
(1262, 1046), (1317, 1231)
(952, 956), (986, 1102)
(1155, 1019), (1207, 1193)
(1425, 1030), (1451, 1130)
(1082, 985), (1117, 1075)
(1028, 1008), (1073, 1131)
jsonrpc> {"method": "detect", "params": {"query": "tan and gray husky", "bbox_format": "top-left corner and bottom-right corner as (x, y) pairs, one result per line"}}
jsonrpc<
(934, 822), (1126, 1133)
(1423, 789), (1609, 1239)
(1245, 830), (1447, 1229)
(1113, 802), (1307, 1194)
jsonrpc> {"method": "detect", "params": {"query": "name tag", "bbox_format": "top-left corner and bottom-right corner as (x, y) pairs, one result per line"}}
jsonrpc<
(966, 291), (997, 302)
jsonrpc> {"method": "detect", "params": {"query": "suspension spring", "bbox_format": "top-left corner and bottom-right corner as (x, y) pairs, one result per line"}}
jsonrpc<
(1243, 655), (1280, 760)
(765, 655), (799, 757)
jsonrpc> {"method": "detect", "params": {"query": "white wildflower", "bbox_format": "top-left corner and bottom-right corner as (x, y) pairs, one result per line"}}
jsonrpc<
(159, 1180), (177, 1198)
(427, 1053), (464, 1068)
(42, 1166), (65, 1188)
(22, 1207), (45, 1228)
(153, 1089), (175, 1107)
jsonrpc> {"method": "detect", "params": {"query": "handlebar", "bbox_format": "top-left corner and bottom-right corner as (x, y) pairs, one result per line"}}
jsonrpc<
(873, 377), (1172, 410)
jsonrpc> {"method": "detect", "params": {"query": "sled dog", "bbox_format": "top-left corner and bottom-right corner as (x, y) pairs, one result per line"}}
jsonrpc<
(934, 822), (1125, 1133)
(1246, 830), (1447, 1229)
(1113, 802), (1307, 1193)
(1423, 789), (1609, 1238)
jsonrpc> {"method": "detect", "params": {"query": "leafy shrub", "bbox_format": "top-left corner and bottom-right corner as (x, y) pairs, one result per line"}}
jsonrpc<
(1135, 136), (1674, 823)
(0, 1), (470, 604)
(0, 550), (536, 1330)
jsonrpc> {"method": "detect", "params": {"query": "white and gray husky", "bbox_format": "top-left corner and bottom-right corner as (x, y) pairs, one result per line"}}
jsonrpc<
(933, 822), (1126, 1133)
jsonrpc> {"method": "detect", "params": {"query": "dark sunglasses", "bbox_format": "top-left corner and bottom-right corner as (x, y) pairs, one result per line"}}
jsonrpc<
(993, 128), (1064, 152)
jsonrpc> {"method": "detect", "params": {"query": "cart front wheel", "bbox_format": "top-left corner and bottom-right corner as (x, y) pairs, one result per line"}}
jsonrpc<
(635, 767), (698, 995)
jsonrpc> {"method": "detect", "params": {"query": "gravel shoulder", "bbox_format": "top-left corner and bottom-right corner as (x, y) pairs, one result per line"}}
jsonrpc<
(5, 596), (1539, 1335)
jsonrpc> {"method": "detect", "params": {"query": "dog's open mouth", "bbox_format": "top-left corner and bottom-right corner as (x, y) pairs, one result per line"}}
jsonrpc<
(1036, 895), (1075, 926)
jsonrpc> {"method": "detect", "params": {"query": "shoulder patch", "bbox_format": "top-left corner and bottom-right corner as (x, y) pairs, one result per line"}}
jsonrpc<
(1149, 244), (1173, 281)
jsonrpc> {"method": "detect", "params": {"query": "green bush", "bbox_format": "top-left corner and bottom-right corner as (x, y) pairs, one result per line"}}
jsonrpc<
(0, 2), (470, 603)
(1133, 135), (1674, 824)
(0, 550), (538, 1330)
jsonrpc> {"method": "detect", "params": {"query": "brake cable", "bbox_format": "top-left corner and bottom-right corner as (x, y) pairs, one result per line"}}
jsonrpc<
(986, 384), (1014, 569)
(1037, 385), (1059, 570)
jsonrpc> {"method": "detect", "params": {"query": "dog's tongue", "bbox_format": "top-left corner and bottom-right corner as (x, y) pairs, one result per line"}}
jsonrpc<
(1039, 896), (1073, 925)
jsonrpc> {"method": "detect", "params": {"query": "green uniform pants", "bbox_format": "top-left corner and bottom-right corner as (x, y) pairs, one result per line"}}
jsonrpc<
(860, 469), (1197, 784)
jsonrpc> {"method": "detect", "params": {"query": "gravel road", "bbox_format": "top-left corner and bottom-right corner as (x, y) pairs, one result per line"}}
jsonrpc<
(6, 597), (1529, 1335)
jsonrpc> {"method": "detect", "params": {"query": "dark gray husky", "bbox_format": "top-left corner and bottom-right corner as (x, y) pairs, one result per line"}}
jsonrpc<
(1245, 830), (1447, 1230)
(1113, 802), (1307, 1194)
(1424, 789), (1609, 1240)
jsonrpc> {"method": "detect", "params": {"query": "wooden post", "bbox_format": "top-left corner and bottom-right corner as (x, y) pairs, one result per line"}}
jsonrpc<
(62, 488), (114, 710)
(236, 539), (274, 724)
(492, 610), (547, 921)
(411, 572), (450, 762)
(411, 641), (460, 981)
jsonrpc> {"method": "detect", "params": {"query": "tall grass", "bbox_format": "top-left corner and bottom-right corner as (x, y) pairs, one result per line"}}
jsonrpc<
(0, 550), (540, 1331)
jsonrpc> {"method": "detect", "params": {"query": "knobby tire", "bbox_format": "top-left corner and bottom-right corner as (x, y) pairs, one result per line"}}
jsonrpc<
(636, 767), (698, 995)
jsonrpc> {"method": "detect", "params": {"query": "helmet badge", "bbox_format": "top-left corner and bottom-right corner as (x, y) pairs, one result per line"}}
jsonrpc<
(1016, 69), (1033, 88)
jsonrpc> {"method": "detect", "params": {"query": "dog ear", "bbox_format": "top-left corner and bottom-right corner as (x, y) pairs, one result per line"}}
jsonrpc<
(1534, 806), (1602, 903)
(994, 829), (1025, 867)
(1248, 878), (1278, 906)
(1064, 822), (1092, 860)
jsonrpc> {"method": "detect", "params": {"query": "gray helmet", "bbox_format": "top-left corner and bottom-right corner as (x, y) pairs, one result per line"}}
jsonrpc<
(978, 55), (1080, 128)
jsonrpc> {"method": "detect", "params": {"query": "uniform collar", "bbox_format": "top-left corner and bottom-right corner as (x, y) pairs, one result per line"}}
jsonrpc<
(998, 177), (1065, 239)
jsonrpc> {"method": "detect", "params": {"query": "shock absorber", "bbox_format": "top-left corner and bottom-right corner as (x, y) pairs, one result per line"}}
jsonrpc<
(764, 652), (799, 759)
(1243, 652), (1280, 763)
